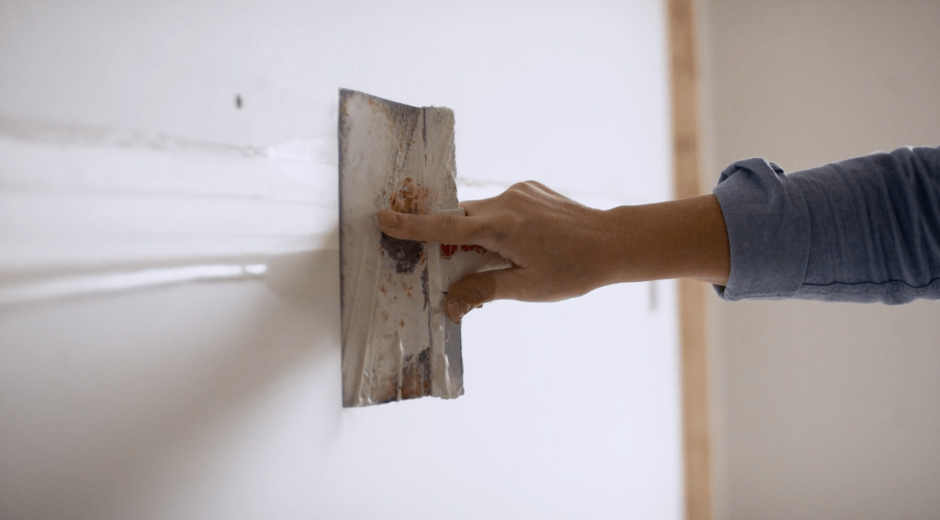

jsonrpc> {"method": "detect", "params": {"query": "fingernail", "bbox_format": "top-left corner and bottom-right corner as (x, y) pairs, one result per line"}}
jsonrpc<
(376, 211), (399, 229)
(446, 296), (473, 324)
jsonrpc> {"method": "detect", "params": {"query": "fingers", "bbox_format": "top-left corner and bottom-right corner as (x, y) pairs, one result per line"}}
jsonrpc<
(378, 186), (516, 242)
(377, 210), (490, 246)
(445, 268), (528, 323)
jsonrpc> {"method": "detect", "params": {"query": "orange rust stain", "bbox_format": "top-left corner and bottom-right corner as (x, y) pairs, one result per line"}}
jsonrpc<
(399, 348), (431, 400)
(366, 97), (394, 119)
(400, 320), (405, 327)
(407, 292), (412, 298)
(380, 285), (386, 295)
(387, 177), (432, 215)
(402, 283), (413, 291)
(374, 378), (398, 404)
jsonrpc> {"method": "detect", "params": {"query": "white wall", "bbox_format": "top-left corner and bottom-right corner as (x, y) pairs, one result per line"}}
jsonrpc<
(0, 2), (681, 519)
(697, 1), (940, 519)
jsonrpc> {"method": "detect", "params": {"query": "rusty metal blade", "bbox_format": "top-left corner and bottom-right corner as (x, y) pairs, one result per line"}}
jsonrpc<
(338, 89), (505, 407)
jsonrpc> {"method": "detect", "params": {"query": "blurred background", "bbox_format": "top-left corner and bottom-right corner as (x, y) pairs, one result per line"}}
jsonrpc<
(1, 1), (938, 519)
(697, 1), (940, 519)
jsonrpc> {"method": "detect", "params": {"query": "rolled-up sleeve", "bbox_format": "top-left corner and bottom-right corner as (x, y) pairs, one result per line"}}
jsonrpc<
(712, 146), (940, 304)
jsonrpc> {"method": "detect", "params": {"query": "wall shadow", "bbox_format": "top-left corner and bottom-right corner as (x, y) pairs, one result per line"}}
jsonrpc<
(0, 232), (347, 519)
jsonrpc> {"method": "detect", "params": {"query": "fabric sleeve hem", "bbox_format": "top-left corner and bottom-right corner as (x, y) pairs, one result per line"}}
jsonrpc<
(712, 158), (812, 300)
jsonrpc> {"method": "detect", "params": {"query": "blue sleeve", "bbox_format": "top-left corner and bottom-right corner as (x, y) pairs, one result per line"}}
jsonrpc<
(712, 146), (940, 304)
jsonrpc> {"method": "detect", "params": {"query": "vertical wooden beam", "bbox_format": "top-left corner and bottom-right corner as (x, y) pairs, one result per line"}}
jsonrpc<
(667, 1), (713, 520)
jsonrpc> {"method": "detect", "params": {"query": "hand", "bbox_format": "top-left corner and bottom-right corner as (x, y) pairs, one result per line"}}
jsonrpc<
(377, 181), (632, 322)
(377, 182), (731, 323)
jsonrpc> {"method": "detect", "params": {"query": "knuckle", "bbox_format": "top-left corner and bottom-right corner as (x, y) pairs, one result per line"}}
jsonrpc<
(430, 213), (479, 244)
(441, 214), (458, 232)
(433, 215), (460, 240)
(505, 181), (536, 198)
(501, 188), (526, 204)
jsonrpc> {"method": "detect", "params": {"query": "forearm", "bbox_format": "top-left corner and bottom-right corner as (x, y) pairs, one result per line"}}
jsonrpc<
(606, 194), (730, 286)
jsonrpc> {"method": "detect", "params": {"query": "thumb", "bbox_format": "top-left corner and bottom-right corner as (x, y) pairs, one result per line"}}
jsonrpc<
(445, 268), (525, 323)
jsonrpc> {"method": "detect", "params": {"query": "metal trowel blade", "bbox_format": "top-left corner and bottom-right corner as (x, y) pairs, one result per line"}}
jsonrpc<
(338, 89), (469, 407)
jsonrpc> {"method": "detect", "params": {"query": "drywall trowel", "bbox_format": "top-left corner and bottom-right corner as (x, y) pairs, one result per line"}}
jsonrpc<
(338, 89), (507, 407)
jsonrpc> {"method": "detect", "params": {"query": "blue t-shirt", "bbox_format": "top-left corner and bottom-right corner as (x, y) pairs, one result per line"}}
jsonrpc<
(712, 146), (940, 304)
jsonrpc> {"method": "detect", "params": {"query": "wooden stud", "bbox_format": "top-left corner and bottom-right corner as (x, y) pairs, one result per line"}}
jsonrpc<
(667, 1), (713, 520)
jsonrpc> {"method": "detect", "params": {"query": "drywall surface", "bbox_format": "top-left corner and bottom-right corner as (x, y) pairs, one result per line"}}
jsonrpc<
(0, 1), (679, 519)
(697, 1), (940, 519)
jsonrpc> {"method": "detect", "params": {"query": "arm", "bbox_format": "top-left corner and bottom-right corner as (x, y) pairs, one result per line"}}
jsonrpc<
(377, 181), (730, 322)
(379, 146), (940, 321)
(714, 146), (940, 304)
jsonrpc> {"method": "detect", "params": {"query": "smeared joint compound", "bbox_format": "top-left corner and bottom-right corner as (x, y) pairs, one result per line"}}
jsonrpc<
(339, 89), (509, 407)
